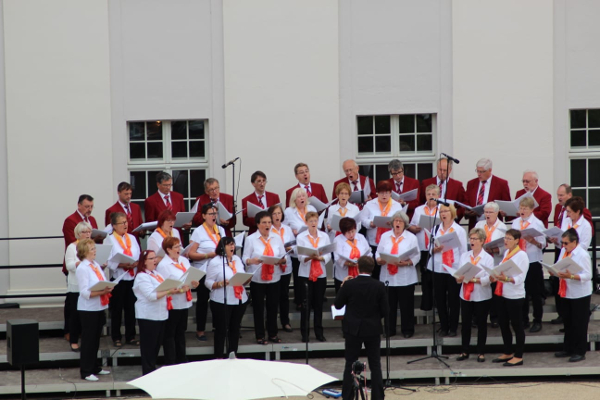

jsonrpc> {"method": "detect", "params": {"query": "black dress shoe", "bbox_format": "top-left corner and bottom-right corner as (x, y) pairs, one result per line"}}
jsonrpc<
(437, 328), (449, 337)
(316, 335), (327, 342)
(503, 360), (523, 367)
(555, 351), (570, 358)
(569, 355), (586, 362)
(551, 316), (563, 325)
(456, 353), (469, 361)
(403, 332), (413, 338)
(447, 330), (457, 337)
(492, 357), (513, 363)
(529, 323), (542, 333)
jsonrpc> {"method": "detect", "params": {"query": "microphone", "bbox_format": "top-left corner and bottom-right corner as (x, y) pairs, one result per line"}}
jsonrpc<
(221, 157), (240, 169)
(385, 280), (389, 287)
(435, 199), (450, 206)
(441, 153), (460, 164)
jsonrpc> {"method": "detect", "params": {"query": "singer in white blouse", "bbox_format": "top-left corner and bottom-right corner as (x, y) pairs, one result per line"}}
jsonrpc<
(327, 183), (360, 242)
(147, 209), (181, 261)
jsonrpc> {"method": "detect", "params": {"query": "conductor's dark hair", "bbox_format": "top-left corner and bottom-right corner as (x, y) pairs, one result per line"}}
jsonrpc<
(255, 211), (271, 226)
(78, 194), (94, 204)
(562, 228), (580, 244)
(217, 237), (235, 256)
(357, 256), (375, 274)
(505, 228), (521, 241)
(156, 171), (172, 184)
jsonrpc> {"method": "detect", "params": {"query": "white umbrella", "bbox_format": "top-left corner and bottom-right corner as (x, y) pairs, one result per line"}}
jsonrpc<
(128, 353), (337, 400)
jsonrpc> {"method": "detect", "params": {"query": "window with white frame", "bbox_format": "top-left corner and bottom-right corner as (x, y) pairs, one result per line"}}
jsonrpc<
(356, 114), (436, 183)
(569, 109), (600, 217)
(128, 120), (208, 213)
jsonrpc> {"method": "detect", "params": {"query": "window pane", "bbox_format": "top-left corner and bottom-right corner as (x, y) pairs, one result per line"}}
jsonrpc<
(375, 136), (391, 152)
(172, 170), (189, 198)
(589, 109), (600, 128)
(357, 116), (373, 135)
(190, 169), (207, 198)
(147, 170), (163, 196)
(189, 120), (205, 139)
(589, 130), (600, 147)
(375, 164), (389, 184)
(570, 159), (586, 187)
(358, 136), (374, 153)
(172, 121), (187, 140)
(130, 171), (146, 199)
(358, 165), (374, 180)
(147, 142), (163, 159)
(399, 135), (415, 152)
(416, 134), (433, 152)
(589, 159), (600, 187)
(417, 163), (433, 181)
(189, 141), (205, 158)
(572, 189), (587, 204)
(404, 163), (416, 179)
(571, 130), (586, 147)
(129, 143), (145, 159)
(416, 114), (432, 132)
(374, 116), (390, 134)
(588, 189), (600, 216)
(129, 122), (145, 141)
(146, 121), (163, 140)
(570, 110), (586, 129)
(171, 142), (188, 158)
(399, 115), (414, 133)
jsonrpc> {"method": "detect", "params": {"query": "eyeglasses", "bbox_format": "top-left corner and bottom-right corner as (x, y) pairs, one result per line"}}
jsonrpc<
(561, 241), (571, 246)
(114, 221), (127, 225)
(206, 187), (220, 192)
(390, 170), (404, 176)
(475, 169), (488, 174)
(206, 212), (217, 216)
(159, 183), (173, 188)
(469, 237), (482, 241)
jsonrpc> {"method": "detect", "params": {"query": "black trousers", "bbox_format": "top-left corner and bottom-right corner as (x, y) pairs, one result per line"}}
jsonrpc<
(210, 300), (248, 359)
(163, 308), (188, 365)
(292, 257), (305, 306)
(489, 282), (499, 323)
(250, 281), (280, 339)
(370, 245), (381, 280)
(433, 272), (461, 332)
(386, 284), (415, 336)
(523, 262), (544, 324)
(66, 292), (81, 344)
(279, 273), (292, 326)
(138, 319), (165, 375)
(419, 251), (433, 311)
(195, 276), (210, 332)
(299, 277), (326, 339)
(559, 295), (591, 356)
(109, 279), (137, 342)
(460, 298), (491, 355)
(78, 310), (106, 379)
(64, 289), (70, 335)
(342, 334), (384, 400)
(334, 278), (343, 294)
(496, 296), (525, 358)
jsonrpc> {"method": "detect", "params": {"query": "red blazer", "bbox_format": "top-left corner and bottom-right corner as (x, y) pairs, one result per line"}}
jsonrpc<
(192, 192), (236, 236)
(242, 191), (281, 235)
(465, 175), (511, 230)
(554, 203), (594, 235)
(331, 175), (376, 202)
(386, 177), (420, 220)
(515, 187), (552, 228)
(144, 191), (186, 222)
(105, 202), (144, 242)
(420, 177), (467, 221)
(62, 211), (98, 274)
(285, 182), (328, 208)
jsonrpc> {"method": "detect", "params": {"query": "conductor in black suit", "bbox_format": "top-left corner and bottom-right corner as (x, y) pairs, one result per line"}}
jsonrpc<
(334, 256), (388, 400)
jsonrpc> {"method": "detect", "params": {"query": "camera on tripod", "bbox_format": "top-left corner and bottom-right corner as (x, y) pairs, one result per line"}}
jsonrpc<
(352, 360), (366, 375)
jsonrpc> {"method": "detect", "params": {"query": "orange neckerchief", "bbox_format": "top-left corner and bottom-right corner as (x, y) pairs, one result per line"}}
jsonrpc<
(89, 262), (111, 306)
(307, 234), (323, 281)
(203, 223), (221, 247)
(113, 233), (135, 276)
(375, 199), (393, 243)
(338, 207), (348, 217)
(463, 254), (481, 300)
(297, 207), (307, 222)
(494, 246), (520, 296)
(147, 271), (172, 310)
(484, 223), (496, 243)
(346, 239), (360, 277)
(259, 237), (275, 281)
(156, 227), (172, 239)
(519, 220), (530, 251)
(272, 227), (288, 273)
(387, 235), (404, 275)
(228, 260), (243, 299)
(558, 250), (572, 298)
(172, 261), (193, 301)
(440, 226), (455, 267)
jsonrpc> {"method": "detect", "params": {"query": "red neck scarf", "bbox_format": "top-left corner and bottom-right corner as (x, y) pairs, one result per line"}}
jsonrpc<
(307, 235), (323, 282)
(260, 237), (275, 281)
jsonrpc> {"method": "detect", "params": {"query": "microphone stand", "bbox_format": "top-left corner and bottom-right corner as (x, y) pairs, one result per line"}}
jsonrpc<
(220, 240), (230, 357)
(231, 160), (237, 237)
(304, 280), (310, 364)
(407, 204), (449, 368)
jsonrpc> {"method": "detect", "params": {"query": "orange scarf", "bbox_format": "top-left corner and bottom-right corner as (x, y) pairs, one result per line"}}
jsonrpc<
(423, 206), (436, 248)
(440, 227), (455, 267)
(558, 250), (571, 298)
(260, 237), (275, 281)
(484, 224), (496, 243)
(272, 227), (287, 273)
(518, 220), (530, 251)
(89, 262), (111, 306)
(463, 255), (480, 301)
(203, 223), (221, 247)
(307, 235), (323, 282)
(156, 227), (172, 239)
(114, 233), (135, 276)
(147, 271), (172, 310)
(387, 235), (404, 275)
(494, 246), (520, 296)
(346, 239), (361, 277)
(375, 200), (393, 243)
(338, 207), (348, 217)
(172, 262), (193, 302)
(229, 260), (243, 300)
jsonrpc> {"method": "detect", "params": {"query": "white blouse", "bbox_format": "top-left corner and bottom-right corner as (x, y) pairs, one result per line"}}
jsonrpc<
(511, 215), (546, 263)
(65, 242), (79, 293)
(243, 231), (286, 284)
(375, 230), (420, 286)
(333, 233), (372, 281)
(296, 230), (332, 279)
(106, 233), (141, 281)
(497, 249), (529, 299)
(189, 224), (226, 272)
(205, 255), (249, 304)
(156, 256), (193, 310)
(76, 259), (109, 312)
(457, 250), (493, 302)
(560, 215), (592, 251)
(283, 205), (317, 233)
(475, 219), (507, 265)
(361, 198), (403, 246)
(133, 271), (169, 321)
(557, 246), (593, 299)
(326, 202), (360, 242)
(427, 222), (467, 274)
(271, 225), (295, 276)
(147, 229), (181, 254)
(410, 204), (439, 251)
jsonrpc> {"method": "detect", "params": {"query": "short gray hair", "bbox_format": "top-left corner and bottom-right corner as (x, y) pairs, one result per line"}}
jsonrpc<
(390, 211), (409, 227)
(523, 170), (539, 181)
(74, 221), (93, 240)
(156, 171), (172, 184)
(476, 158), (492, 170)
(388, 159), (403, 172)
(469, 227), (487, 242)
(483, 202), (499, 213)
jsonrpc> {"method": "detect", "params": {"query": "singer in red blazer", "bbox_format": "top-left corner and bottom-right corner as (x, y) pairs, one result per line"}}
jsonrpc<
(192, 192), (236, 236)
(242, 191), (281, 235)
(515, 187), (552, 228)
(144, 190), (186, 222)
(105, 202), (144, 240)
(554, 203), (594, 235)
(420, 177), (467, 221)
(331, 175), (376, 203)
(285, 182), (328, 208)
(386, 176), (420, 219)
(465, 175), (511, 230)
